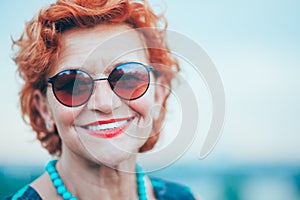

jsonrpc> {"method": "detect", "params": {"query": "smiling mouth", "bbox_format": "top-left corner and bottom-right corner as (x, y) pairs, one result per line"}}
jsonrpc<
(79, 117), (135, 138)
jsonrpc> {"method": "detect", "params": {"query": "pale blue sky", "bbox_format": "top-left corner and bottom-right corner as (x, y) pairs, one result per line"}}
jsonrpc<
(1, 0), (300, 164)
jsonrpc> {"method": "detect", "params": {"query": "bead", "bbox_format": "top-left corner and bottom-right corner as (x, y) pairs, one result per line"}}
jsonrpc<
(137, 178), (144, 183)
(138, 186), (146, 192)
(135, 164), (147, 200)
(50, 172), (59, 180)
(57, 185), (67, 194)
(53, 179), (63, 187)
(62, 191), (72, 199)
(49, 160), (58, 166)
(46, 160), (148, 200)
(47, 167), (56, 173)
(138, 190), (146, 195)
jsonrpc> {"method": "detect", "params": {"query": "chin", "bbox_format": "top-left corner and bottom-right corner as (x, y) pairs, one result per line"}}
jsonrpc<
(83, 145), (136, 167)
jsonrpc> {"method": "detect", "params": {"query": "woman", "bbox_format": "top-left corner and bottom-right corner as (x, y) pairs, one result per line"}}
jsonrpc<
(4, 0), (196, 199)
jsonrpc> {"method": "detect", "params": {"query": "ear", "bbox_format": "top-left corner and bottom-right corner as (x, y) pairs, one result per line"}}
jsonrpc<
(153, 76), (170, 119)
(33, 90), (55, 132)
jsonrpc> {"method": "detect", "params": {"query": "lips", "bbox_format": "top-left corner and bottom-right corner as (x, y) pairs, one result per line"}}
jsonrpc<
(79, 116), (135, 138)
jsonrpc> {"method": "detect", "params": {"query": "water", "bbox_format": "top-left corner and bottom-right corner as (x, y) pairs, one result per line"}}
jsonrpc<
(1, 162), (300, 200)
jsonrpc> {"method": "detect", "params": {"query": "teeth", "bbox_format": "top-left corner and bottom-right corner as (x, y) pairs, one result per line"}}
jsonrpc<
(84, 119), (129, 131)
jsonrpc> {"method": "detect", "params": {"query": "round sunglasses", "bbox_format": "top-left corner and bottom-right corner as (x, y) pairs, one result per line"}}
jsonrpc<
(47, 62), (153, 107)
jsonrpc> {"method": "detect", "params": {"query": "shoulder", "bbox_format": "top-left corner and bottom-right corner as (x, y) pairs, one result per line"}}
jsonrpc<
(150, 177), (196, 200)
(2, 185), (42, 200)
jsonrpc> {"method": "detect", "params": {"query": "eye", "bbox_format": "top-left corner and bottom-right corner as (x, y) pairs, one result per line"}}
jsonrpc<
(116, 76), (146, 90)
(54, 71), (92, 94)
(54, 78), (76, 92)
(72, 81), (92, 96)
(119, 74), (140, 81)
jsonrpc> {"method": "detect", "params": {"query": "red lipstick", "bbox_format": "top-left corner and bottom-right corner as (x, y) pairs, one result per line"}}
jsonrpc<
(81, 117), (133, 126)
(80, 116), (134, 138)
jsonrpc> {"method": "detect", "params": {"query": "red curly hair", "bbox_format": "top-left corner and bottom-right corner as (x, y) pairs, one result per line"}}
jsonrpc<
(13, 0), (179, 155)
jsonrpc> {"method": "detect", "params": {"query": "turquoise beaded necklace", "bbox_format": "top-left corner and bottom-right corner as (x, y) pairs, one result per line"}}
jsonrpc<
(46, 160), (148, 200)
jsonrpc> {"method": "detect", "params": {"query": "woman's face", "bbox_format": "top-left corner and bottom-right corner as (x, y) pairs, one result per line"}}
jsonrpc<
(44, 24), (166, 166)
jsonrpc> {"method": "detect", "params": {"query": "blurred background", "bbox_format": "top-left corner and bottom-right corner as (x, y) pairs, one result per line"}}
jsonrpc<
(1, 0), (300, 199)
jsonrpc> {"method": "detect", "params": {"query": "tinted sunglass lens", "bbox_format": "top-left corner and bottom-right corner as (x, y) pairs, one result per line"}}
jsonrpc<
(52, 70), (93, 107)
(49, 62), (151, 107)
(108, 63), (150, 100)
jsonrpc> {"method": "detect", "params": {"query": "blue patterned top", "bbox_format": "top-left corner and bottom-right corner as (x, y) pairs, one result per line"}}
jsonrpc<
(2, 177), (196, 200)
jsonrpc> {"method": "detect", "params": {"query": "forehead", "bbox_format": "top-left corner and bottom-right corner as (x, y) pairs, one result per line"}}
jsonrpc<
(54, 23), (148, 73)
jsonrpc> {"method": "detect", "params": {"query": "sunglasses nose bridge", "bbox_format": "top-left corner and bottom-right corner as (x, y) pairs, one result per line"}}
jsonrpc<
(92, 77), (112, 96)
(86, 78), (121, 113)
(94, 77), (108, 82)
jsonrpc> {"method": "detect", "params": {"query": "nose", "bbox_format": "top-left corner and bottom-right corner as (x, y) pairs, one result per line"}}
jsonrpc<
(87, 80), (122, 113)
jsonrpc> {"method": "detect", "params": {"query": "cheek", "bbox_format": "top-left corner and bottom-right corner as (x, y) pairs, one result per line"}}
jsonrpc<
(53, 110), (76, 131)
(47, 91), (81, 133)
(128, 85), (156, 119)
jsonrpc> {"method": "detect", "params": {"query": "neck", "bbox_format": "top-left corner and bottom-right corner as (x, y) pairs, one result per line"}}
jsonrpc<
(56, 148), (139, 200)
